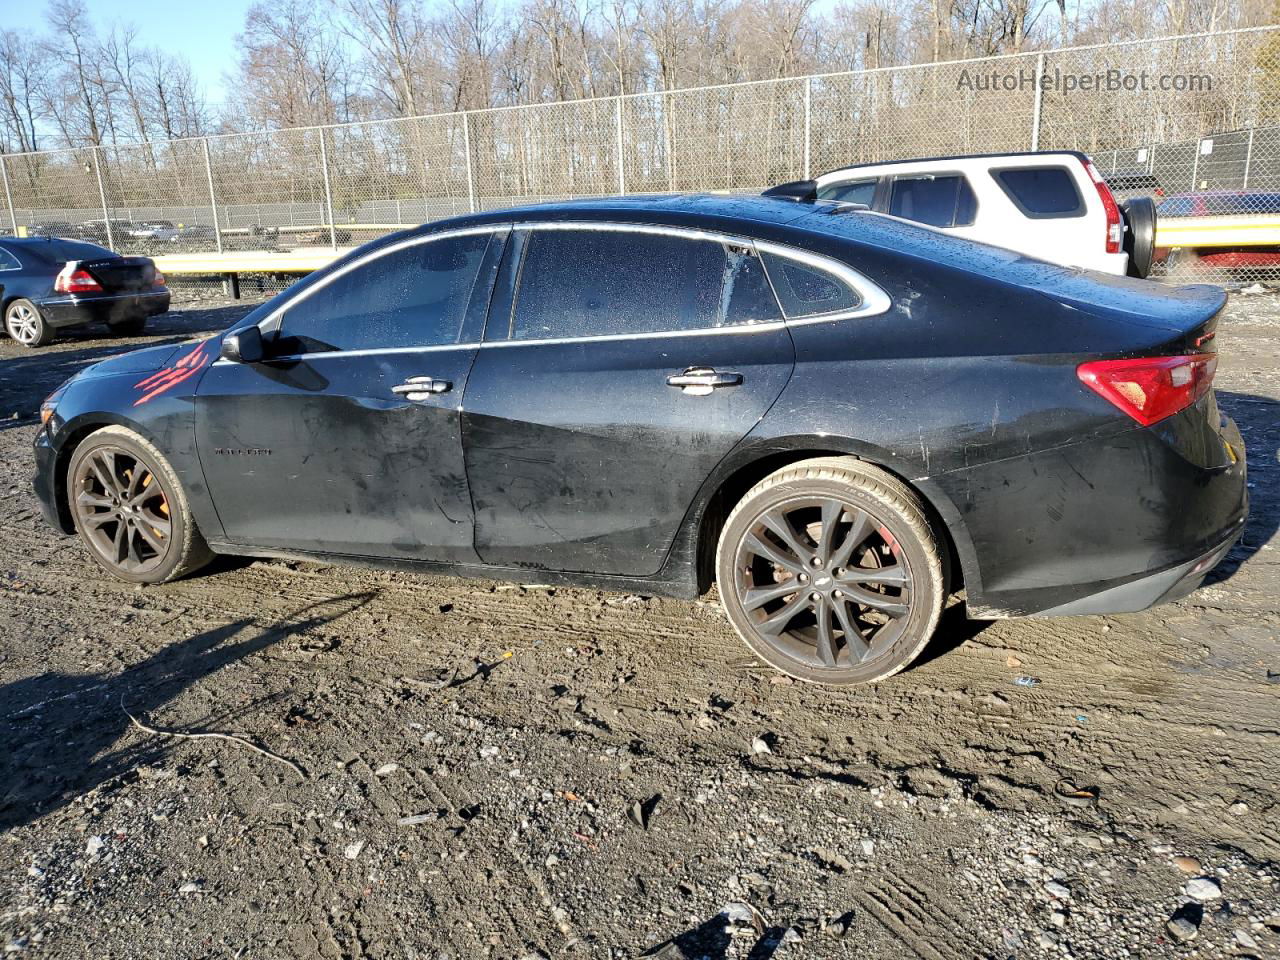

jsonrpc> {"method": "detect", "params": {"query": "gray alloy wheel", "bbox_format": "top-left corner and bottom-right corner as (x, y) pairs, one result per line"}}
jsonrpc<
(5, 298), (55, 348)
(67, 425), (213, 584)
(717, 457), (946, 685)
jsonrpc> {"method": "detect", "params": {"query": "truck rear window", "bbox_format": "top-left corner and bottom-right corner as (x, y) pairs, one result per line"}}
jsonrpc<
(992, 167), (1084, 218)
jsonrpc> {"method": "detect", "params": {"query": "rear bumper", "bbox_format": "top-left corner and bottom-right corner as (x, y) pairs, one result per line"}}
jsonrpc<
(1027, 524), (1242, 616)
(1075, 251), (1130, 276)
(36, 290), (170, 328)
(933, 409), (1248, 619)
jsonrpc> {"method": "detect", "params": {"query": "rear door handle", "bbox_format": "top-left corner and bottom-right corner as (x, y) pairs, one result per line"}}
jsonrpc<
(666, 367), (743, 396)
(392, 376), (452, 400)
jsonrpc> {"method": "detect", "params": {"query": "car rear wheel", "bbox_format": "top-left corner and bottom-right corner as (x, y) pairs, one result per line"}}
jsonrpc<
(107, 316), (147, 336)
(67, 425), (213, 584)
(5, 299), (56, 348)
(716, 457), (946, 685)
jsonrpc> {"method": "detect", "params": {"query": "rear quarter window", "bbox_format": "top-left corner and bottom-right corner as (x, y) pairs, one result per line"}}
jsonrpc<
(0, 246), (20, 270)
(759, 251), (860, 319)
(992, 166), (1085, 218)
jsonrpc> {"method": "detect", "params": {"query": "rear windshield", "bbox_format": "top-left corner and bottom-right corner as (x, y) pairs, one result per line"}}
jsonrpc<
(992, 166), (1085, 218)
(22, 239), (116, 262)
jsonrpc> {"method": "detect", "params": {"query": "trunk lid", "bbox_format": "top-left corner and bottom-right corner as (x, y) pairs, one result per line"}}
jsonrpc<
(82, 256), (159, 292)
(1032, 272), (1225, 347)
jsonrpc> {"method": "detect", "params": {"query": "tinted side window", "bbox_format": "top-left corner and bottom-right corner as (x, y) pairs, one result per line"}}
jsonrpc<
(0, 246), (20, 270)
(1251, 194), (1280, 214)
(993, 167), (1084, 217)
(760, 251), (860, 319)
(277, 233), (490, 353)
(1157, 196), (1194, 217)
(889, 175), (978, 228)
(511, 230), (734, 340)
(817, 179), (877, 206)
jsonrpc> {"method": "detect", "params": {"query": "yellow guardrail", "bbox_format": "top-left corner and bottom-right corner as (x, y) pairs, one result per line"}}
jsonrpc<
(154, 248), (356, 274)
(1155, 215), (1280, 249)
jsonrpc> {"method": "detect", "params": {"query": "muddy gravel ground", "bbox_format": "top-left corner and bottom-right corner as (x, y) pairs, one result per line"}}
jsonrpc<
(0, 291), (1278, 960)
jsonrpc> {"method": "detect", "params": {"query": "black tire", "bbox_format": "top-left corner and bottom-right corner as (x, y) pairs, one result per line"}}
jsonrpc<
(1122, 196), (1157, 278)
(107, 316), (148, 337)
(67, 425), (213, 584)
(5, 298), (56, 347)
(716, 456), (947, 685)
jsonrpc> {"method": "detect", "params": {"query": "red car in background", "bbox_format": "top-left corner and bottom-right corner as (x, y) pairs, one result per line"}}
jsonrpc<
(1155, 190), (1280, 270)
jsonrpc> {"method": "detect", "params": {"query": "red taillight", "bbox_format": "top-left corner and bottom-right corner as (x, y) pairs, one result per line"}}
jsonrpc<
(54, 263), (103, 294)
(1083, 160), (1123, 254)
(1077, 354), (1217, 426)
(152, 271), (166, 286)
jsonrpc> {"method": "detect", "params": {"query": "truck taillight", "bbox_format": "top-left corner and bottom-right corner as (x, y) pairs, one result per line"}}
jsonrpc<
(54, 263), (104, 294)
(1083, 160), (1123, 255)
(1077, 354), (1217, 426)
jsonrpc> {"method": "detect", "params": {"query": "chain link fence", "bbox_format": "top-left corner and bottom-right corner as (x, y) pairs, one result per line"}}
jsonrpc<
(2, 25), (1279, 298)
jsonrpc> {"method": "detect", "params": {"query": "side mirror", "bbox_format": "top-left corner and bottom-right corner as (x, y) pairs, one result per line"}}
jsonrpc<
(220, 326), (264, 364)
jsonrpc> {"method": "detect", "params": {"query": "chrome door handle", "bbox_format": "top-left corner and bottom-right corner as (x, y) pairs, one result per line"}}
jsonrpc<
(666, 367), (744, 396)
(392, 376), (452, 400)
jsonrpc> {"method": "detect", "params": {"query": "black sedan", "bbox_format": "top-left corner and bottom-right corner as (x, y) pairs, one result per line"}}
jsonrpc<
(30, 195), (1247, 684)
(1, 237), (170, 347)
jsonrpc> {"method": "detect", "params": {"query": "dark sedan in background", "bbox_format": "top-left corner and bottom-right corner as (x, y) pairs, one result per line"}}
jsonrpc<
(1, 236), (170, 347)
(31, 195), (1247, 684)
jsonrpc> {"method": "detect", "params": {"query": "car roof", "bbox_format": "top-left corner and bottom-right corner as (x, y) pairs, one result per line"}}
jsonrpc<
(413, 191), (1025, 276)
(1160, 190), (1280, 199)
(1, 236), (66, 247)
(428, 193), (821, 233)
(816, 150), (1090, 180)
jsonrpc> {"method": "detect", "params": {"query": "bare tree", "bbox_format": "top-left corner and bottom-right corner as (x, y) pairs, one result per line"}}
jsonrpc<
(0, 31), (48, 153)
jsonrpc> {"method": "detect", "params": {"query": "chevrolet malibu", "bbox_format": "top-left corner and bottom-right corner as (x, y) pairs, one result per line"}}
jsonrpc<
(32, 195), (1248, 684)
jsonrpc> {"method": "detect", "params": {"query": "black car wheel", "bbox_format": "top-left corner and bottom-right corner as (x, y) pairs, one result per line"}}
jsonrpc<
(717, 457), (946, 685)
(5, 298), (55, 347)
(67, 426), (213, 584)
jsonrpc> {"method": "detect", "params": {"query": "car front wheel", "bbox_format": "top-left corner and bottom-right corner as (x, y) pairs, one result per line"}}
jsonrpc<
(5, 299), (56, 348)
(67, 425), (213, 584)
(716, 457), (947, 685)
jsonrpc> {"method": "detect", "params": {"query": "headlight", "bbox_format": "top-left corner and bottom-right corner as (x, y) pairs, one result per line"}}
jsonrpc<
(40, 380), (72, 427)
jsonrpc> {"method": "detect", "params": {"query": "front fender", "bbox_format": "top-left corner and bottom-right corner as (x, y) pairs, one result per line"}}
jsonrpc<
(39, 345), (223, 541)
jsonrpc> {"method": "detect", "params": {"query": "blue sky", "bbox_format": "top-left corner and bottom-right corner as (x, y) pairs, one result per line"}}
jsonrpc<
(11, 0), (847, 109)
(9, 0), (253, 104)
